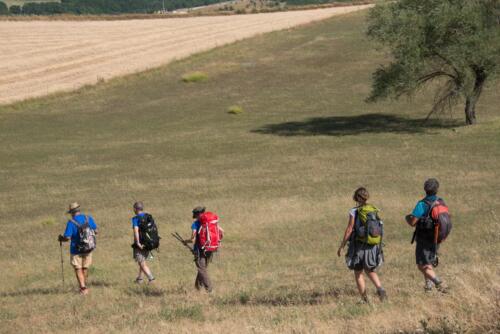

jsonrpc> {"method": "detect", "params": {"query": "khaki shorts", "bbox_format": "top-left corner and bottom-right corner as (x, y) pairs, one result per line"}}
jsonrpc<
(70, 253), (93, 269)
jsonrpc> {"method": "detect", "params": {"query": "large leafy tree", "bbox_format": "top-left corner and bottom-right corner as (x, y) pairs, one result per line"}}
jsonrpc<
(366, 0), (500, 125)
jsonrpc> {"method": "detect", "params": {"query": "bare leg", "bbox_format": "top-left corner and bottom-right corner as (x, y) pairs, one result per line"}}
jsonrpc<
(365, 270), (382, 289)
(74, 269), (86, 288)
(418, 264), (436, 281)
(82, 268), (89, 286)
(74, 269), (88, 294)
(354, 270), (366, 298)
(139, 261), (153, 281)
(136, 265), (144, 281)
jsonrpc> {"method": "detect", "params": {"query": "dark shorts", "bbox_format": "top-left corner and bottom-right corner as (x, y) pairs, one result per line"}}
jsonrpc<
(415, 239), (438, 266)
(133, 248), (151, 263)
(346, 241), (383, 272)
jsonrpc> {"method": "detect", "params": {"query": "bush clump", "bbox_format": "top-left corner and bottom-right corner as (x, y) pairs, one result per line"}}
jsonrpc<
(227, 105), (244, 115)
(181, 71), (208, 83)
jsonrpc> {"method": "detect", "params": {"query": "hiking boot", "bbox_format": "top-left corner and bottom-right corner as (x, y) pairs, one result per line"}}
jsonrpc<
(79, 287), (89, 295)
(435, 281), (449, 294)
(424, 280), (434, 293)
(148, 277), (155, 285)
(377, 288), (387, 302)
(357, 292), (369, 304)
(135, 277), (144, 284)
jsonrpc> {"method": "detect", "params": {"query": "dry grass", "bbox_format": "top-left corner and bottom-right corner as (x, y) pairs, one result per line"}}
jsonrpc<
(0, 10), (499, 334)
(0, 5), (371, 105)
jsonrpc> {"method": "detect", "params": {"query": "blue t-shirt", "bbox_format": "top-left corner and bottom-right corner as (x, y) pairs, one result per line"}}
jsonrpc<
(191, 220), (201, 232)
(132, 212), (147, 228)
(191, 220), (201, 250)
(63, 214), (97, 255)
(411, 195), (438, 218)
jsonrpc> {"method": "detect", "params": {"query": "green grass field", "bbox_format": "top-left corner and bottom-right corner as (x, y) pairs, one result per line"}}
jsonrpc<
(0, 10), (499, 334)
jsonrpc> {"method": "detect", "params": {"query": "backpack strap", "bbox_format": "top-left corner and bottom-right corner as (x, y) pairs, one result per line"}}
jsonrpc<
(70, 218), (81, 227)
(422, 199), (438, 219)
(70, 215), (88, 228)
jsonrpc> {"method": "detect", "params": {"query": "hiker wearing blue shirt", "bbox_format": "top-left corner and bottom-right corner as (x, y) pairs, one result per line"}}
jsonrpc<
(186, 206), (206, 290)
(185, 206), (224, 292)
(405, 179), (448, 293)
(131, 201), (155, 284)
(58, 202), (97, 295)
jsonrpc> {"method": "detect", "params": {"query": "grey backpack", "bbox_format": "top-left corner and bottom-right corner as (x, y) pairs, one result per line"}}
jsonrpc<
(71, 216), (96, 254)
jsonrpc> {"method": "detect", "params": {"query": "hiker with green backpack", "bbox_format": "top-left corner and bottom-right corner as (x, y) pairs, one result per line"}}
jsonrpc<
(337, 187), (387, 303)
(405, 178), (451, 293)
(57, 202), (98, 295)
(131, 201), (160, 284)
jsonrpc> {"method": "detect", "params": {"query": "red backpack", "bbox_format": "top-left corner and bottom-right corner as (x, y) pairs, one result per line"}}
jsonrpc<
(198, 212), (222, 252)
(425, 198), (452, 244)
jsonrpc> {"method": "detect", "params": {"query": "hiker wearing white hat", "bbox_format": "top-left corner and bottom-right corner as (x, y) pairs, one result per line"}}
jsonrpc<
(58, 202), (98, 295)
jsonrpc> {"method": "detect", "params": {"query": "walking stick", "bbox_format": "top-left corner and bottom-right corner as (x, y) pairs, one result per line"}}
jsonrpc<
(59, 241), (65, 288)
(171, 232), (196, 255)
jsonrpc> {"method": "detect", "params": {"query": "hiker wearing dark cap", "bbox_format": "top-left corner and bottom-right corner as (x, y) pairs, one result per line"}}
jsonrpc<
(406, 178), (450, 293)
(131, 201), (158, 284)
(58, 202), (98, 295)
(186, 206), (224, 292)
(337, 188), (387, 303)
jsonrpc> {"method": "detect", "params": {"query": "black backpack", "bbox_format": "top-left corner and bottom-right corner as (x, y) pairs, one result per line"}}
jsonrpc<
(138, 213), (160, 251)
(71, 216), (96, 254)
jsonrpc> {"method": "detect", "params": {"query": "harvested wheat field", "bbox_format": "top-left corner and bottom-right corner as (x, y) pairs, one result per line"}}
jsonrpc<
(0, 5), (371, 104)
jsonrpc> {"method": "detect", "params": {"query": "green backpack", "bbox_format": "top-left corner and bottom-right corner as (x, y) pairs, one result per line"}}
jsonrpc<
(355, 204), (384, 246)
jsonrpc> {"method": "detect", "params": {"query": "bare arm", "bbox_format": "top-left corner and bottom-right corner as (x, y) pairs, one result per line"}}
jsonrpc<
(337, 215), (355, 257)
(405, 215), (418, 227)
(184, 228), (197, 244)
(133, 226), (143, 249)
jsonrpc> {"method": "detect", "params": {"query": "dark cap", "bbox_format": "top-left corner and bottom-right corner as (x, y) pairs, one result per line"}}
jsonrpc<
(192, 206), (205, 218)
(133, 201), (144, 211)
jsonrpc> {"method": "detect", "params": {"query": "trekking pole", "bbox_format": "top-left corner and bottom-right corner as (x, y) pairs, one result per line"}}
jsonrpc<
(59, 241), (65, 288)
(171, 232), (195, 255)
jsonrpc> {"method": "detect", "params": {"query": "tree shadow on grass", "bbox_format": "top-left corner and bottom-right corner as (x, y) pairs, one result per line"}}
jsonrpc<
(252, 113), (462, 137)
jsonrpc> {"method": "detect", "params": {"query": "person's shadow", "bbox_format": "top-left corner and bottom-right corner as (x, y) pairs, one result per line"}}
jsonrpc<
(252, 113), (461, 136)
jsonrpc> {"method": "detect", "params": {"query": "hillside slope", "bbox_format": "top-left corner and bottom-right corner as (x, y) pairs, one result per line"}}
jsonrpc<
(0, 10), (499, 334)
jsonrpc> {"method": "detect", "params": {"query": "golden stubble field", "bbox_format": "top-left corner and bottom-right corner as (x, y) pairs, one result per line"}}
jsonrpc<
(0, 5), (371, 105)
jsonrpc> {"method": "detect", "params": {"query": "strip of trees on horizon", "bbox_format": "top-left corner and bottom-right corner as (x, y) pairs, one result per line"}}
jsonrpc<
(0, 0), (356, 15)
(0, 0), (228, 15)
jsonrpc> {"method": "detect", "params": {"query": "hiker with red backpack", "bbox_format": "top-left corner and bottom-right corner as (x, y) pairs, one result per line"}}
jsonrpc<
(58, 202), (98, 295)
(131, 201), (159, 284)
(337, 187), (387, 303)
(186, 206), (224, 293)
(406, 178), (451, 293)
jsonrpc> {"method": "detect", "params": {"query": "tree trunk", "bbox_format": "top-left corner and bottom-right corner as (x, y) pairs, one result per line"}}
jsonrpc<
(465, 97), (477, 125)
(464, 67), (487, 125)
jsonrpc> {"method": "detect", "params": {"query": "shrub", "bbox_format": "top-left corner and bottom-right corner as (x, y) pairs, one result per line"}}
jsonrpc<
(181, 71), (208, 83)
(9, 5), (21, 14)
(227, 105), (244, 114)
(0, 1), (8, 15)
